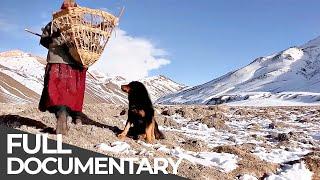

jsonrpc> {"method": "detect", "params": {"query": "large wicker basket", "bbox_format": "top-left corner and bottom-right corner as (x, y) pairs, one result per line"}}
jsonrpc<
(52, 6), (119, 67)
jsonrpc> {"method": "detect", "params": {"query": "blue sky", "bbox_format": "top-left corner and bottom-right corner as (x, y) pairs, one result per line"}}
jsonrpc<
(0, 0), (320, 86)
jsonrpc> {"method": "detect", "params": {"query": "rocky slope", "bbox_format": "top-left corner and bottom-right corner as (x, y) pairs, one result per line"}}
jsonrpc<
(158, 36), (320, 105)
(0, 104), (319, 179)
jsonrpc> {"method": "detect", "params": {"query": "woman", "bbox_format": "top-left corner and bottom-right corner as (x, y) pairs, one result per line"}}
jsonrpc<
(39, 0), (86, 135)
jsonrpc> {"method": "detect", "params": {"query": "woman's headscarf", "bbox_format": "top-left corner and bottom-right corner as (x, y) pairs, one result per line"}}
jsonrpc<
(61, 0), (78, 9)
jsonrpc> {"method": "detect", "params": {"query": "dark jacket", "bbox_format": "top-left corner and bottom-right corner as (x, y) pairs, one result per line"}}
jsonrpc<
(40, 22), (78, 65)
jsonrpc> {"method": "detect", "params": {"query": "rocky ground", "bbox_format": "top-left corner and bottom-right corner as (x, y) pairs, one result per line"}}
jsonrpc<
(0, 103), (319, 180)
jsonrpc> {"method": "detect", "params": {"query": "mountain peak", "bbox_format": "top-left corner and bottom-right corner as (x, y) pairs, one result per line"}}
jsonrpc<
(280, 47), (304, 61)
(143, 75), (168, 81)
(0, 50), (28, 58)
(301, 36), (320, 48)
(0, 49), (184, 104)
(158, 36), (320, 105)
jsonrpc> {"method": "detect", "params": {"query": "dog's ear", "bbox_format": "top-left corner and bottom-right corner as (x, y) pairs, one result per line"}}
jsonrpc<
(138, 110), (145, 117)
(121, 84), (130, 93)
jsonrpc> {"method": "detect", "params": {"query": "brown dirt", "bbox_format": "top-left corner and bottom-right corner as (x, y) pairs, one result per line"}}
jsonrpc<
(302, 152), (320, 180)
(196, 115), (229, 130)
(180, 139), (209, 152)
(212, 145), (279, 178)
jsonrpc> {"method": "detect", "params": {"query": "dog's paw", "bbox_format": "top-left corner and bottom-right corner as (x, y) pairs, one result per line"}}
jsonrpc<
(145, 138), (155, 144)
(138, 134), (146, 140)
(145, 140), (154, 144)
(117, 133), (126, 140)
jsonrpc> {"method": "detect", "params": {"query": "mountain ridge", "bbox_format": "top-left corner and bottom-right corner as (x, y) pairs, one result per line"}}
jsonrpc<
(0, 49), (185, 104)
(157, 36), (320, 106)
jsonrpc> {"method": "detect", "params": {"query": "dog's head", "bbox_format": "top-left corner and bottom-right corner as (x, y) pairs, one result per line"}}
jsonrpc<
(121, 81), (147, 94)
(121, 84), (131, 93)
(122, 81), (153, 110)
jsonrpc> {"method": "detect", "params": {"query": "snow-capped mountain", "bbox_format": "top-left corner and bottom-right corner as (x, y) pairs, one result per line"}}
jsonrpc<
(157, 36), (320, 105)
(141, 75), (185, 101)
(0, 50), (184, 104)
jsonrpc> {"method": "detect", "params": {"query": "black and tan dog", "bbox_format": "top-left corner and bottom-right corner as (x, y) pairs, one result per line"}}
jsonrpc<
(118, 81), (164, 143)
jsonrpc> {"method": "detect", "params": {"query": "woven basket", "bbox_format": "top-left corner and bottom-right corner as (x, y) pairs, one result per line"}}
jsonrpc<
(52, 6), (118, 67)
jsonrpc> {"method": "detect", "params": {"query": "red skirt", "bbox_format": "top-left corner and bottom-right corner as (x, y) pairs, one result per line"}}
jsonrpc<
(39, 63), (87, 113)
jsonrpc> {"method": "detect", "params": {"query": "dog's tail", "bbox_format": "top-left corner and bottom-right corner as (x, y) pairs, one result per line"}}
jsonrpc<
(154, 121), (165, 139)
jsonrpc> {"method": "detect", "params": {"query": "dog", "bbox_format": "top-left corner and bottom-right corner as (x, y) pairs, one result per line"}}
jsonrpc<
(118, 81), (164, 143)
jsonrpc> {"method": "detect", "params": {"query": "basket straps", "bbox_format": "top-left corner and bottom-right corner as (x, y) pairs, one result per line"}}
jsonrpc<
(50, 16), (54, 36)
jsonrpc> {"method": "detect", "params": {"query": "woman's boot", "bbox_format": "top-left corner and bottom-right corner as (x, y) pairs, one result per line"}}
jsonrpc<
(70, 111), (83, 125)
(55, 106), (68, 135)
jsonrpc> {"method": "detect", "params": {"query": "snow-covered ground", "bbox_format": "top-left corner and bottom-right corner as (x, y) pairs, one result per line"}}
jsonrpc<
(65, 105), (319, 179)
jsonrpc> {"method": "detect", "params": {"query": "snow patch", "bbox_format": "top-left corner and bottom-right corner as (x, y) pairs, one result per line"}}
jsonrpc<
(312, 132), (320, 141)
(95, 141), (132, 154)
(265, 162), (313, 180)
(155, 145), (238, 173)
(252, 147), (310, 164)
(238, 174), (258, 180)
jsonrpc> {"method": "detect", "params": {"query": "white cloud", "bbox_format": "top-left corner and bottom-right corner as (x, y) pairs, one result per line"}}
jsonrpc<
(91, 29), (170, 80)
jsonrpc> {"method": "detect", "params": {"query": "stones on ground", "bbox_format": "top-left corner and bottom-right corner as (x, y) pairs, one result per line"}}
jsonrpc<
(269, 123), (276, 129)
(181, 139), (207, 152)
(266, 132), (291, 142)
(234, 109), (249, 116)
(161, 108), (174, 116)
(265, 132), (278, 140)
(248, 123), (260, 130)
(298, 116), (311, 123)
(207, 105), (229, 113)
(196, 114), (229, 130)
(119, 109), (126, 116)
(251, 134), (258, 139)
(163, 117), (180, 128)
(154, 113), (181, 129)
(227, 136), (237, 143)
(268, 121), (288, 129)
(300, 139), (315, 146)
(175, 108), (185, 117)
(277, 133), (290, 142)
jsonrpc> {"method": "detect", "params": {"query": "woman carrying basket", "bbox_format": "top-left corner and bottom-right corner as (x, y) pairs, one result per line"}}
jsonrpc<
(39, 0), (86, 135)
